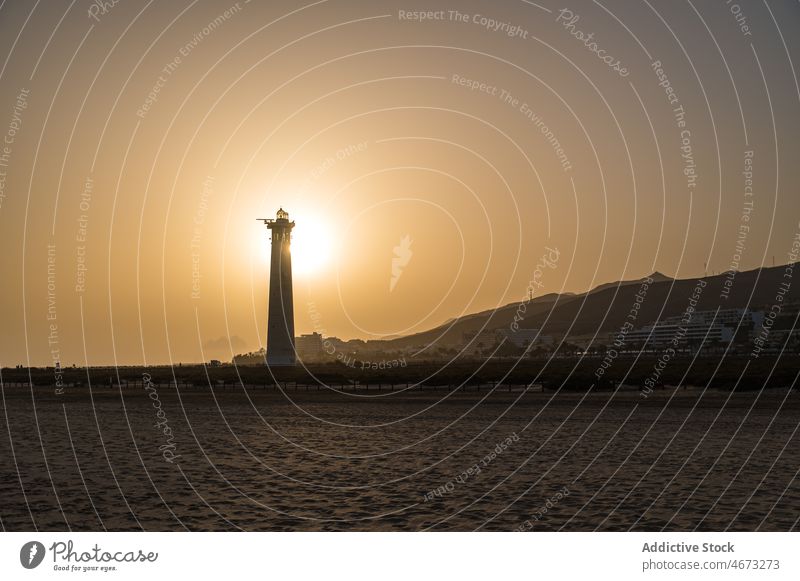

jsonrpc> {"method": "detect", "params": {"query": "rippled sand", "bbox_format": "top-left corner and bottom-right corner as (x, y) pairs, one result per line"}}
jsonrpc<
(1, 386), (797, 531)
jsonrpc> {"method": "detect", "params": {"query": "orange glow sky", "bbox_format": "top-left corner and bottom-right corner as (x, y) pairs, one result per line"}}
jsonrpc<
(0, 0), (799, 365)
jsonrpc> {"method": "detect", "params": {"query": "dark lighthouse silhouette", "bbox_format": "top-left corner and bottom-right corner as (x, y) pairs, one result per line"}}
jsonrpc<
(259, 208), (296, 366)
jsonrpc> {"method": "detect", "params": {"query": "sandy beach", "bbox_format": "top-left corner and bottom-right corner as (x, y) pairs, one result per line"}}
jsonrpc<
(1, 386), (797, 531)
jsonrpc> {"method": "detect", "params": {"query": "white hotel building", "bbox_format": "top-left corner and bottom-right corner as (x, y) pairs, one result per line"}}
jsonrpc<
(619, 308), (763, 348)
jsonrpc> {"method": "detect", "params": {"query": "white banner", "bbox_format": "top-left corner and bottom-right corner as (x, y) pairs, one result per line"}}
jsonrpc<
(0, 532), (796, 580)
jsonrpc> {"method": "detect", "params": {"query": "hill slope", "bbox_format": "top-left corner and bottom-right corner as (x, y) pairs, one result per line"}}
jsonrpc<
(385, 265), (797, 349)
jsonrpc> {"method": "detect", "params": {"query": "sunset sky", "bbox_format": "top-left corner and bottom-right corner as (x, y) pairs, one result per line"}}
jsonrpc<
(1, 0), (798, 365)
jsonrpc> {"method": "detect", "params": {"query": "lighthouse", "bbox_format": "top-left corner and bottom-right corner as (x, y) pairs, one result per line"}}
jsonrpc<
(260, 208), (296, 366)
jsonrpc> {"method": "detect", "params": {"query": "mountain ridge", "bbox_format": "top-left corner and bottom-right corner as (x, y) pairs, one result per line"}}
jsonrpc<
(383, 264), (797, 349)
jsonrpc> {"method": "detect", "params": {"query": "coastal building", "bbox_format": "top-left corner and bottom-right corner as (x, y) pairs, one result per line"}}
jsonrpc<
(618, 308), (767, 350)
(295, 332), (324, 361)
(623, 322), (734, 348)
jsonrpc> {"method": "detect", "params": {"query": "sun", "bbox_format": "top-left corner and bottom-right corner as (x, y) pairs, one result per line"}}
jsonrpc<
(254, 209), (334, 277)
(288, 213), (334, 276)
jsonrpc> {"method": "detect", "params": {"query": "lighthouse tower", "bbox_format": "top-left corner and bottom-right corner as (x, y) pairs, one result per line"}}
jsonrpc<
(260, 208), (296, 366)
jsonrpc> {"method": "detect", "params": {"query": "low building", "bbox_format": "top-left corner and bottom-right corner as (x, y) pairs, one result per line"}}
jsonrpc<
(295, 332), (324, 361)
(626, 323), (733, 348)
(615, 308), (765, 351)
